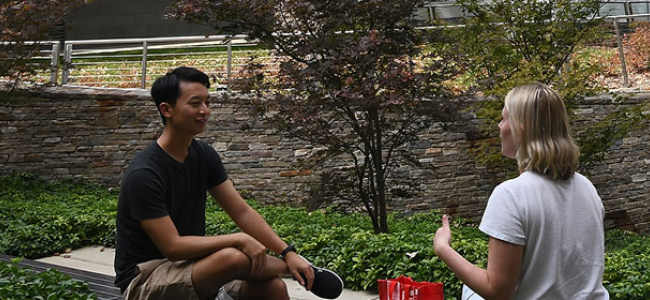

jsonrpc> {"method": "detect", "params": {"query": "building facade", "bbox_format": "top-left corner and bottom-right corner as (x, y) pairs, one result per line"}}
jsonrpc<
(64, 0), (216, 40)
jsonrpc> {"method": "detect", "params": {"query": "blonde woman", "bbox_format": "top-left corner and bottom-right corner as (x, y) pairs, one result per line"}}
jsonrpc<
(434, 83), (609, 299)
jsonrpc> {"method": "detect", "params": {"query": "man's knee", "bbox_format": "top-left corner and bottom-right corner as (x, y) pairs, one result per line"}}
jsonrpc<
(192, 248), (252, 278)
(192, 247), (253, 298)
(267, 277), (287, 292)
(212, 247), (251, 271)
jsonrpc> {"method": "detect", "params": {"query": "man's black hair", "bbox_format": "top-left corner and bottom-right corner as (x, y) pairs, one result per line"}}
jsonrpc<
(150, 66), (211, 124)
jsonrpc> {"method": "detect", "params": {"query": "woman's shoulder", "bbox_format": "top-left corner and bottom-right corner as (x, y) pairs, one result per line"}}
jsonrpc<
(498, 171), (545, 187)
(491, 172), (557, 199)
(498, 171), (596, 193)
(571, 172), (591, 183)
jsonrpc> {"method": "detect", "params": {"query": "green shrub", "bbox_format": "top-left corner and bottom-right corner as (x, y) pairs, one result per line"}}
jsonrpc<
(206, 202), (488, 300)
(0, 173), (117, 258)
(1, 174), (649, 299)
(0, 258), (96, 300)
(603, 229), (650, 299)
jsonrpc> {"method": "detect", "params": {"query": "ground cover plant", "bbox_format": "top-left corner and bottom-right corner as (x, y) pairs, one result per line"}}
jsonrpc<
(0, 258), (96, 300)
(0, 173), (116, 258)
(0, 174), (648, 299)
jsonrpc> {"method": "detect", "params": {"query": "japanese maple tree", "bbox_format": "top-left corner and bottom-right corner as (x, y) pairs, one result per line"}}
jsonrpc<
(169, 0), (468, 233)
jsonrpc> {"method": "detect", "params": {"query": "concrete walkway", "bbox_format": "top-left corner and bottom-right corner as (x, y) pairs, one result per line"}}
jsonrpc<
(37, 246), (379, 300)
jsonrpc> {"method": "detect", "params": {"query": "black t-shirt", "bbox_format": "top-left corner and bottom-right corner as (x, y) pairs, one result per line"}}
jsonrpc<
(114, 139), (228, 291)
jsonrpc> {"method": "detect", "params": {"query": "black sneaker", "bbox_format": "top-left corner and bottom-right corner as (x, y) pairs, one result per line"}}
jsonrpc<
(299, 256), (344, 299)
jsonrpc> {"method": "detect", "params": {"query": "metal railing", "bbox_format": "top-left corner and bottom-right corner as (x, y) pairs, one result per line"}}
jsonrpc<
(608, 13), (650, 87)
(10, 3), (650, 91)
(600, 1), (650, 17)
(422, 0), (650, 21)
(57, 34), (270, 91)
(0, 41), (62, 85)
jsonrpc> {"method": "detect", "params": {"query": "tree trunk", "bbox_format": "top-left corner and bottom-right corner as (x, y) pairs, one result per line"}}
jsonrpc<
(370, 108), (389, 233)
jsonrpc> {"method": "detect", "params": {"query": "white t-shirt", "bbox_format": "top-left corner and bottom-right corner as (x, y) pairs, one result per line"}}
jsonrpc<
(479, 171), (609, 299)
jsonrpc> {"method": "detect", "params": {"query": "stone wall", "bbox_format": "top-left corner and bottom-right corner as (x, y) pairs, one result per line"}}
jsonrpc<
(1, 85), (648, 234)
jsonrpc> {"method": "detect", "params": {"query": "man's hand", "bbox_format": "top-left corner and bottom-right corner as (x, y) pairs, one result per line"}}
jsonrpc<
(433, 214), (452, 255)
(234, 232), (268, 276)
(284, 252), (315, 290)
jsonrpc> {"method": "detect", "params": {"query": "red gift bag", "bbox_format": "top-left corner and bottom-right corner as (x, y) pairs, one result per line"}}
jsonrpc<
(378, 275), (444, 300)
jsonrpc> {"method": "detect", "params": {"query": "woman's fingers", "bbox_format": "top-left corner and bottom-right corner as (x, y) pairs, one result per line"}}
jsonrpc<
(442, 214), (450, 228)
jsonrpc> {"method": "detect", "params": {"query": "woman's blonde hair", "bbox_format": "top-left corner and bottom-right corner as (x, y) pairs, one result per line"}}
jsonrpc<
(504, 82), (580, 180)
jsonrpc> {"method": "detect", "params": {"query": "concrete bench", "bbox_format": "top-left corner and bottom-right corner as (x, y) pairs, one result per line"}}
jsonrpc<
(0, 253), (122, 300)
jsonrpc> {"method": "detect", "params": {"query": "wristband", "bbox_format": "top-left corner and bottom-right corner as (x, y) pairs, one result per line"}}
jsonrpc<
(281, 244), (297, 260)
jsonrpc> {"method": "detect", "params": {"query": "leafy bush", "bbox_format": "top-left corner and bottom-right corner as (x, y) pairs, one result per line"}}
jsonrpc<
(603, 229), (650, 300)
(0, 258), (96, 300)
(0, 173), (117, 258)
(572, 46), (621, 77)
(207, 202), (487, 300)
(1, 174), (649, 299)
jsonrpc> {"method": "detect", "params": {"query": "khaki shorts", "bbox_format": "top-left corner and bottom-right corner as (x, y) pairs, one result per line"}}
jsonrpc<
(123, 258), (242, 300)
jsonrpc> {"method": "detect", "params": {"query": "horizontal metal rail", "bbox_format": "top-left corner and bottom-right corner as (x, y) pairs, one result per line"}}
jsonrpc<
(60, 34), (258, 90)
(6, 6), (650, 91)
(63, 34), (250, 46)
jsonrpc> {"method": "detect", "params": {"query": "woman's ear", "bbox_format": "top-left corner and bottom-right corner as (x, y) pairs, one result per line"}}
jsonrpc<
(159, 102), (173, 119)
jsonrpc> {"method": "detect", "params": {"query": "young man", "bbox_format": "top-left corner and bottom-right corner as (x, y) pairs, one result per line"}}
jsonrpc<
(114, 67), (343, 300)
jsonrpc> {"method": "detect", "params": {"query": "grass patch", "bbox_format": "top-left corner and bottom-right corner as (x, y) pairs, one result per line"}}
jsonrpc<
(0, 173), (648, 299)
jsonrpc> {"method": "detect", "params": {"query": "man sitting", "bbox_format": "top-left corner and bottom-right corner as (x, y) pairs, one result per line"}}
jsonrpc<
(114, 66), (343, 300)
